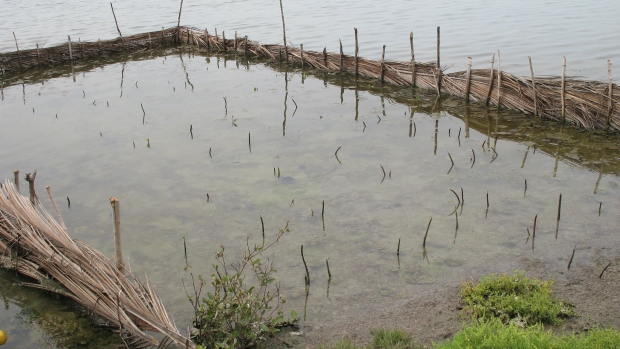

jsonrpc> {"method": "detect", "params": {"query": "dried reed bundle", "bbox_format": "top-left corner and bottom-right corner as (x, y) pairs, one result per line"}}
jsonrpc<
(0, 180), (195, 349)
(1, 26), (618, 131)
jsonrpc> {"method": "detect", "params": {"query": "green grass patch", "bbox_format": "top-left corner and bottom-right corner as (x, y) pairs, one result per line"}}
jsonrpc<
(460, 271), (575, 325)
(319, 329), (424, 349)
(435, 318), (620, 349)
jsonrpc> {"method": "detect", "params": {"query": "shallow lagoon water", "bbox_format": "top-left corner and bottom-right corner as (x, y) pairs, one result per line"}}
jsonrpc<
(1, 50), (620, 347)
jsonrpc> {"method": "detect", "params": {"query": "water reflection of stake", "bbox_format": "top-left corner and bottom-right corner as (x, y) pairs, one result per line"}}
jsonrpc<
(334, 146), (342, 164)
(380, 164), (387, 183)
(521, 145), (530, 168)
(447, 152), (454, 174)
(190, 125), (193, 139)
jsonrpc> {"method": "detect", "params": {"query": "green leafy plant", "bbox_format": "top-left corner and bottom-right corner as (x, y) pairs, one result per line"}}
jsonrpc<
(460, 270), (575, 326)
(188, 222), (297, 349)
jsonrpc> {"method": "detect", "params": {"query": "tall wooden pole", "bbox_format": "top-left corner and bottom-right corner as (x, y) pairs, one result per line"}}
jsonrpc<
(436, 26), (441, 92)
(279, 0), (288, 62)
(528, 56), (538, 117)
(561, 56), (566, 123)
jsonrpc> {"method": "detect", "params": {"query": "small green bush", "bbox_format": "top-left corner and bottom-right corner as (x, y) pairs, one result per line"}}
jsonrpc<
(460, 271), (575, 325)
(435, 318), (620, 349)
(190, 223), (297, 349)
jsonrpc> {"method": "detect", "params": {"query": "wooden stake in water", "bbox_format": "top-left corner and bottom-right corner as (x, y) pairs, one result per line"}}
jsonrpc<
(607, 60), (613, 129)
(300, 44), (304, 70)
(599, 262), (612, 278)
(323, 47), (327, 68)
(68, 36), (74, 61)
(110, 197), (125, 273)
(36, 43), (40, 65)
(279, 0), (288, 62)
(567, 245), (576, 270)
(248, 132), (251, 153)
(301, 245), (310, 285)
(110, 2), (125, 48)
(599, 202), (602, 216)
(422, 217), (432, 249)
(339, 39), (344, 73)
(532, 214), (537, 251)
(397, 237), (401, 255)
(380, 45), (386, 84)
(465, 57), (472, 101)
(555, 194), (562, 239)
(528, 56), (538, 117)
(176, 0), (184, 43)
(260, 215), (265, 246)
(485, 54), (495, 106)
(497, 50), (502, 108)
(326, 257), (332, 280)
(436, 26), (441, 92)
(12, 32), (22, 69)
(561, 56), (566, 123)
(410, 32), (416, 86)
(354, 28), (359, 76)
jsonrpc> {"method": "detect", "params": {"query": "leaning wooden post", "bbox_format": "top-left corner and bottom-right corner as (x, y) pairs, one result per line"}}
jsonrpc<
(528, 56), (538, 117)
(485, 53), (495, 106)
(162, 26), (166, 44)
(300, 43), (304, 70)
(234, 31), (238, 52)
(110, 3), (125, 49)
(98, 38), (102, 54)
(110, 197), (125, 272)
(36, 43), (41, 65)
(561, 56), (566, 123)
(339, 39), (344, 73)
(67, 36), (74, 61)
(13, 170), (20, 193)
(607, 60), (613, 129)
(354, 28), (359, 76)
(12, 32), (22, 69)
(279, 0), (288, 62)
(380, 45), (386, 83)
(244, 35), (248, 56)
(497, 50), (502, 108)
(436, 26), (441, 92)
(465, 57), (472, 101)
(176, 0), (184, 44)
(222, 31), (227, 52)
(205, 29), (210, 50)
(410, 32), (416, 87)
(46, 186), (66, 231)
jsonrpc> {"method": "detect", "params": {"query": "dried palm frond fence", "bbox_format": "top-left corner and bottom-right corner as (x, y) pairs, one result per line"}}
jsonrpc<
(0, 179), (196, 349)
(1, 26), (619, 131)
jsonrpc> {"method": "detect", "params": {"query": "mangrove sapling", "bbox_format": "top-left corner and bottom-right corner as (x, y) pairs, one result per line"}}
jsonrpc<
(556, 194), (562, 239)
(532, 214), (538, 251)
(599, 202), (602, 216)
(190, 222), (296, 349)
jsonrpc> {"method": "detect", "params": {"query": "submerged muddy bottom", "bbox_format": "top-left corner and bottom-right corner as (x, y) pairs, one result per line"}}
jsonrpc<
(1, 50), (620, 347)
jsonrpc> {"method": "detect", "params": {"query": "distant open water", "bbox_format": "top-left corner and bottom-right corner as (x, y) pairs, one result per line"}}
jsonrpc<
(1, 0), (619, 80)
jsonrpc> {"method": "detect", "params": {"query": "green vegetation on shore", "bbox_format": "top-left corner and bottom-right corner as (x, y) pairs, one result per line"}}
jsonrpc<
(320, 271), (620, 349)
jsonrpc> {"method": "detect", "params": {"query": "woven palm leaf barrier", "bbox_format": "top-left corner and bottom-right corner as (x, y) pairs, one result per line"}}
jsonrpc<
(0, 180), (196, 349)
(1, 26), (618, 131)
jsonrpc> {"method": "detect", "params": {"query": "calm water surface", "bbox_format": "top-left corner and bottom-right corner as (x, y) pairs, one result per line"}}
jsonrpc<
(1, 49), (620, 347)
(1, 0), (620, 79)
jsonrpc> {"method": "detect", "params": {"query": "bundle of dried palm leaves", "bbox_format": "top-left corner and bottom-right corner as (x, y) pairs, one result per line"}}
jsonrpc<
(0, 180), (195, 349)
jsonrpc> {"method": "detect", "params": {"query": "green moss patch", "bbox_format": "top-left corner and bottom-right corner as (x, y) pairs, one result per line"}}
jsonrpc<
(460, 271), (575, 325)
